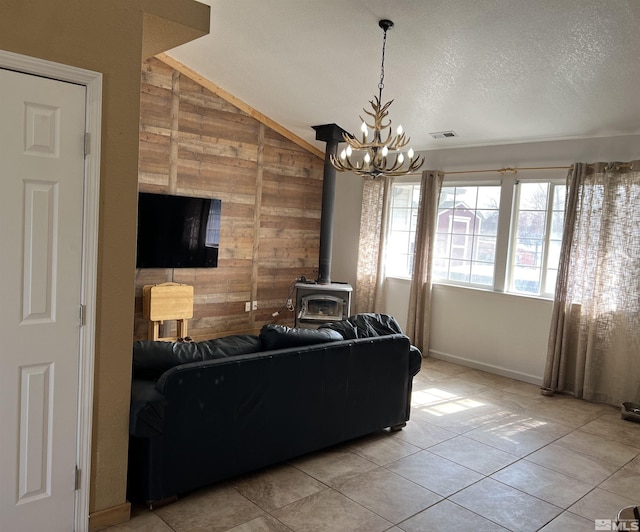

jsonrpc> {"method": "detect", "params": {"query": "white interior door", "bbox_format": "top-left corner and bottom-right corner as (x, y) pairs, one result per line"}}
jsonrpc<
(0, 68), (86, 531)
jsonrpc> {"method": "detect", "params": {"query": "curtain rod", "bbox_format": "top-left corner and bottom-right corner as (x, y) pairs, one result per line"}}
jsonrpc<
(443, 165), (571, 176)
(441, 162), (634, 176)
(402, 162), (634, 177)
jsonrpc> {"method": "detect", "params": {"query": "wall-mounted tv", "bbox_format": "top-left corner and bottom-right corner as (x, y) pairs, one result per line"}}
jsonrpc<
(136, 192), (221, 268)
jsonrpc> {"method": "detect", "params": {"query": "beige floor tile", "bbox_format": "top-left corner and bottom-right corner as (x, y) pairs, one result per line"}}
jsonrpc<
(398, 499), (509, 532)
(233, 464), (327, 511)
(580, 412), (640, 448)
(393, 418), (457, 449)
(536, 394), (616, 417)
(421, 376), (490, 396)
(411, 400), (512, 434)
(554, 429), (640, 467)
(525, 395), (613, 428)
(473, 388), (545, 414)
(410, 386), (461, 407)
(424, 390), (510, 421)
(428, 435), (519, 475)
(450, 477), (563, 531)
(153, 484), (264, 532)
(464, 413), (572, 457)
(227, 514), (294, 532)
(290, 447), (378, 488)
(346, 431), (421, 466)
(421, 358), (473, 377)
(413, 368), (456, 384)
(491, 459), (594, 508)
(336, 467), (442, 523)
(101, 510), (174, 531)
(452, 408), (522, 432)
(496, 379), (543, 397)
(599, 468), (640, 498)
(272, 488), (392, 532)
(568, 487), (638, 522)
(537, 511), (597, 532)
(458, 369), (518, 388)
(526, 443), (620, 485)
(388, 450), (483, 497)
(623, 455), (640, 472)
(526, 404), (604, 429)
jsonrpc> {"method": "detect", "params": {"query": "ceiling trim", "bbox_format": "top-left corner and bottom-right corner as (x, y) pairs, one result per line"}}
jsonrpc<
(156, 53), (324, 160)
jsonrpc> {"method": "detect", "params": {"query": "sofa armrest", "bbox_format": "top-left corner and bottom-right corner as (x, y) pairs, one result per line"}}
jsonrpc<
(409, 345), (423, 376)
(130, 379), (166, 438)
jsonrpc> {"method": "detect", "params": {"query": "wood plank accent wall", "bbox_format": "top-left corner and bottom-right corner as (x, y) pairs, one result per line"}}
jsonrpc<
(134, 58), (325, 340)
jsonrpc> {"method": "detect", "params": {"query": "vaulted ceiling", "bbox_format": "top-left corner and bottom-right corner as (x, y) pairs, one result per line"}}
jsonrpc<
(168, 0), (640, 154)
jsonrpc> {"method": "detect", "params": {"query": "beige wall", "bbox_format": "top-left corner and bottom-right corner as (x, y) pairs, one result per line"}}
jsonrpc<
(332, 134), (640, 383)
(0, 0), (209, 521)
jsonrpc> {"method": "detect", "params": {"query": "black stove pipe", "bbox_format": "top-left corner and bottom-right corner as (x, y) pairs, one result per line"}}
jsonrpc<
(312, 124), (349, 285)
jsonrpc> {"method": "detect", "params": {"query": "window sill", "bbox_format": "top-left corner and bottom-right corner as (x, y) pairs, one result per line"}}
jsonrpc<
(385, 275), (411, 282)
(384, 277), (555, 302)
(432, 281), (555, 302)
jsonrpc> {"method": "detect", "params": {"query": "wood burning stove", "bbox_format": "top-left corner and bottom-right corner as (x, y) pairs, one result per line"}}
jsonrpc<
(295, 282), (352, 329)
(293, 124), (353, 329)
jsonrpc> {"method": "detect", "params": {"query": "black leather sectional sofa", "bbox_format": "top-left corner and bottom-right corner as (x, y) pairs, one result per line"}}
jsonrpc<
(127, 314), (422, 506)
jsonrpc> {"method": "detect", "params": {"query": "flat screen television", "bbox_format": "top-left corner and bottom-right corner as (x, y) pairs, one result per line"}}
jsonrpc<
(136, 192), (221, 268)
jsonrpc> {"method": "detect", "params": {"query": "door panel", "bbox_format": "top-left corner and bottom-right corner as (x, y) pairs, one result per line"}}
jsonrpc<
(0, 68), (86, 532)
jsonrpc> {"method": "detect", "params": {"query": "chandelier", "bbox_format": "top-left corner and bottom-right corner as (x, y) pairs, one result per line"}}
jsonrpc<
(330, 19), (424, 179)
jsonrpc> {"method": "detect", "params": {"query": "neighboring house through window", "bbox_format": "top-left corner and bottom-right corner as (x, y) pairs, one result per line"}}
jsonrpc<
(435, 184), (501, 287)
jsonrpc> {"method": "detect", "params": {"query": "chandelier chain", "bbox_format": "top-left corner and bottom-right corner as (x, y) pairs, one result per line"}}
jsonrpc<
(378, 26), (387, 101)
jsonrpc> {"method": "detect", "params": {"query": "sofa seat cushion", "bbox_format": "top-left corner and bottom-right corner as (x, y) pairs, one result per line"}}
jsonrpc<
(133, 334), (261, 380)
(259, 324), (343, 350)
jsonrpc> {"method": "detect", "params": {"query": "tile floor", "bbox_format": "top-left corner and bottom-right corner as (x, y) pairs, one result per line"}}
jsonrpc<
(106, 357), (640, 532)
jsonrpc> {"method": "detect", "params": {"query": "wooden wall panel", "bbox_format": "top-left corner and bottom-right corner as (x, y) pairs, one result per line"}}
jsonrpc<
(134, 58), (325, 340)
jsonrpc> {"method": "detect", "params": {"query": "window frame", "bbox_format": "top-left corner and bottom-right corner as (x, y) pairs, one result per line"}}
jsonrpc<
(384, 179), (422, 279)
(507, 178), (566, 298)
(434, 179), (504, 290)
(384, 171), (567, 299)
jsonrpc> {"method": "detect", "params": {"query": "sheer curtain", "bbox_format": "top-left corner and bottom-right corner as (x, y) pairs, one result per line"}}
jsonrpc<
(543, 161), (640, 406)
(354, 177), (393, 313)
(405, 170), (444, 354)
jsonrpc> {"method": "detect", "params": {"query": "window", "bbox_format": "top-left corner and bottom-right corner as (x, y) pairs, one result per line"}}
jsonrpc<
(509, 182), (566, 296)
(386, 183), (420, 277)
(434, 185), (501, 287)
(385, 175), (567, 298)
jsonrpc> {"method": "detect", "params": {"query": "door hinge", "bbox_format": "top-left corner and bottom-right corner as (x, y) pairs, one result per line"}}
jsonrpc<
(79, 304), (86, 326)
(84, 132), (90, 157)
(75, 466), (81, 491)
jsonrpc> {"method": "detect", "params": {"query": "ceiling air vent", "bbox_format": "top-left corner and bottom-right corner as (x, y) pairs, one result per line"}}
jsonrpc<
(429, 131), (458, 139)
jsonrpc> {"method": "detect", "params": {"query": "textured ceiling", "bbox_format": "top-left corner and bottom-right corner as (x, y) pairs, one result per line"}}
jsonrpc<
(168, 0), (640, 153)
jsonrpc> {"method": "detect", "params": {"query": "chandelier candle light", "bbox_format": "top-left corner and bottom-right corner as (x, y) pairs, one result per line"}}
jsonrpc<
(330, 19), (424, 179)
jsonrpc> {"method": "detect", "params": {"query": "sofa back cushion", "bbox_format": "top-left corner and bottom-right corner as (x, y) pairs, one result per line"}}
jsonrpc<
(259, 324), (343, 350)
(199, 335), (262, 360)
(133, 334), (261, 380)
(320, 313), (404, 339)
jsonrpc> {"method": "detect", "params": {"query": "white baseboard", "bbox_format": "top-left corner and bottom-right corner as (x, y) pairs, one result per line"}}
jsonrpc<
(427, 349), (543, 386)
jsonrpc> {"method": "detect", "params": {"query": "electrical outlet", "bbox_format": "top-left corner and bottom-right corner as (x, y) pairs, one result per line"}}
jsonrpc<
(245, 301), (251, 312)
(252, 301), (258, 311)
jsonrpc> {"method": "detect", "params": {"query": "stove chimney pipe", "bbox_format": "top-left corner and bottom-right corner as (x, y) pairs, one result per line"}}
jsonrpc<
(312, 124), (349, 285)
